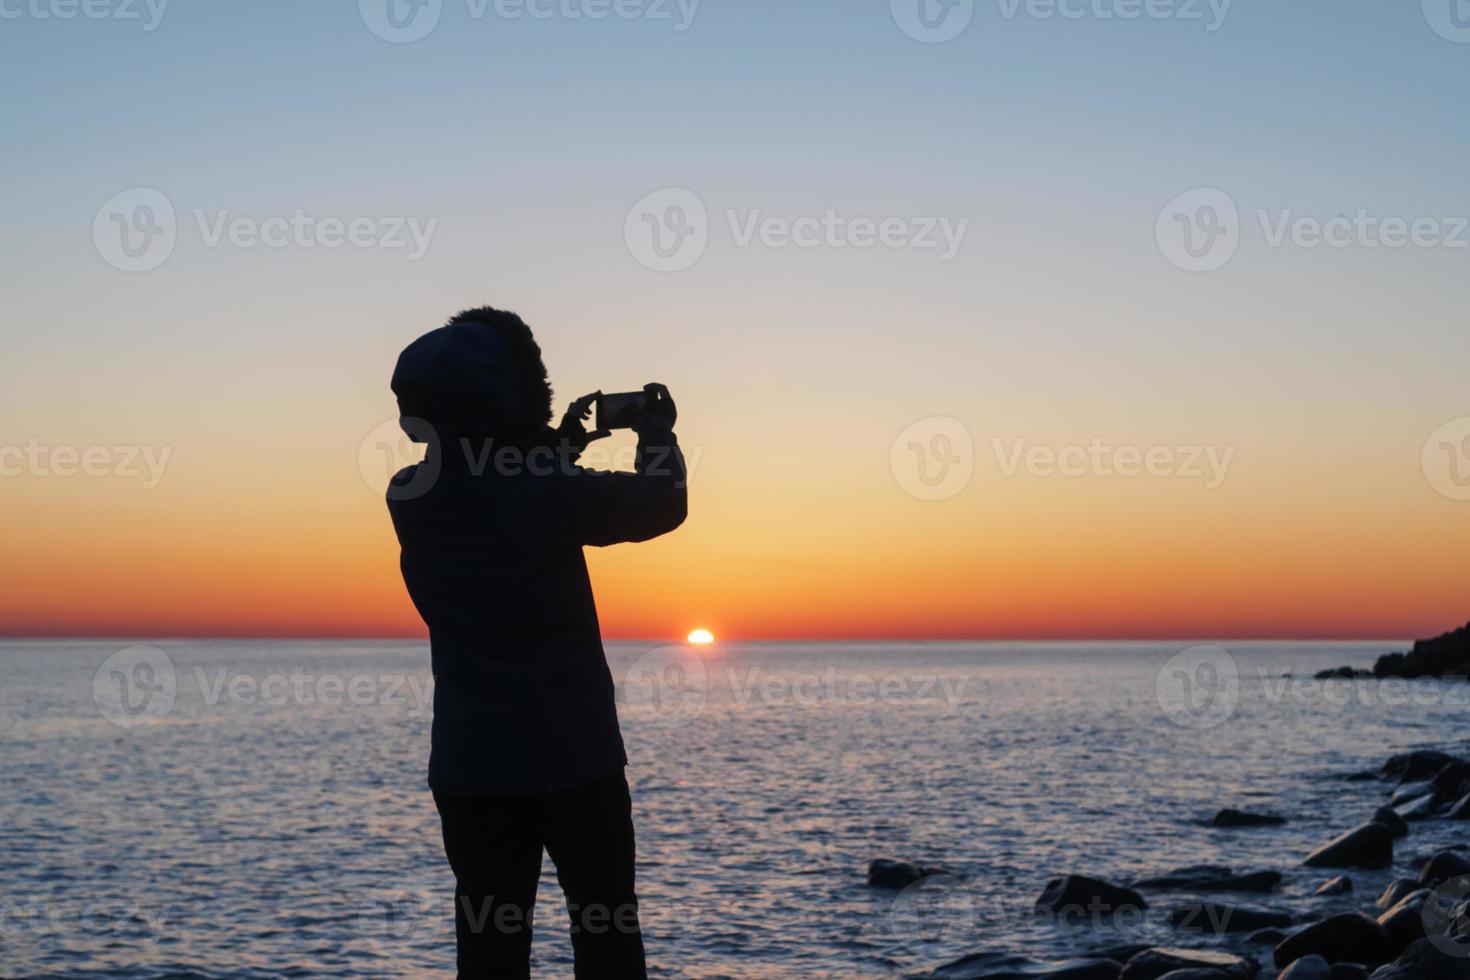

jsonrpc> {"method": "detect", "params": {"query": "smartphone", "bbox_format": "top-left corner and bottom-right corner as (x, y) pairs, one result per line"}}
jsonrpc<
(597, 391), (647, 430)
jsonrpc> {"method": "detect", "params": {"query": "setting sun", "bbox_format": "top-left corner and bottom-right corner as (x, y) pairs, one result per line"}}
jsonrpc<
(687, 629), (715, 645)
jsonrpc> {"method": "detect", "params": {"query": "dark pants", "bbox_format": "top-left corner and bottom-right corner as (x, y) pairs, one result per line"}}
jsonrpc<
(433, 772), (647, 980)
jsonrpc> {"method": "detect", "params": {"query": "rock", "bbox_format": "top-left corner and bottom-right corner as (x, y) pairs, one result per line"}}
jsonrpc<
(1371, 622), (1470, 681)
(1171, 903), (1293, 934)
(1395, 794), (1445, 823)
(1218, 871), (1285, 893)
(1088, 946), (1154, 964)
(1215, 809), (1289, 828)
(1372, 654), (1410, 679)
(1430, 907), (1469, 953)
(1119, 947), (1258, 980)
(1316, 667), (1372, 680)
(1417, 850), (1470, 888)
(920, 952), (1124, 980)
(1375, 889), (1431, 950)
(1323, 621), (1470, 682)
(1371, 808), (1409, 839)
(1391, 782), (1440, 806)
(1134, 866), (1283, 893)
(1316, 876), (1353, 896)
(1382, 750), (1462, 783)
(866, 858), (954, 888)
(1367, 938), (1468, 980)
(1429, 762), (1470, 799)
(1376, 879), (1422, 910)
(1327, 967), (1367, 980)
(1274, 914), (1396, 968)
(1304, 824), (1394, 870)
(1249, 928), (1291, 945)
(1277, 955), (1332, 980)
(1036, 875), (1148, 918)
(1437, 903), (1470, 950)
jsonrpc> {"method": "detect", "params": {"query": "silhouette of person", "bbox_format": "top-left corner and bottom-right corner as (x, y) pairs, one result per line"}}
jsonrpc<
(386, 308), (687, 979)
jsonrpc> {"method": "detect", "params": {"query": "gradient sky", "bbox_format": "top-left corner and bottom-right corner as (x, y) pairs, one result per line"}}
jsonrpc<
(2, 0), (1468, 640)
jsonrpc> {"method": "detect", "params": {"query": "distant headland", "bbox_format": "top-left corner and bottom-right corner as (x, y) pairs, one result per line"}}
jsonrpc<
(1317, 621), (1470, 681)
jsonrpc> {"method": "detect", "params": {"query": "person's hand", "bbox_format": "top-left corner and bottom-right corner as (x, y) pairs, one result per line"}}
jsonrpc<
(558, 392), (611, 451)
(633, 383), (677, 434)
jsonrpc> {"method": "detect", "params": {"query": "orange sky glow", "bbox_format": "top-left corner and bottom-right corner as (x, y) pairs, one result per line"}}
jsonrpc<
(3, 405), (1466, 641)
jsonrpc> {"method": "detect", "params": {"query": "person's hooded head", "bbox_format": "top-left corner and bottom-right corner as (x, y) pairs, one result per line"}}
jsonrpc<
(391, 307), (553, 444)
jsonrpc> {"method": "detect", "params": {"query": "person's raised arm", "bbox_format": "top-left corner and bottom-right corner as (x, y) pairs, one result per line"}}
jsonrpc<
(558, 384), (687, 547)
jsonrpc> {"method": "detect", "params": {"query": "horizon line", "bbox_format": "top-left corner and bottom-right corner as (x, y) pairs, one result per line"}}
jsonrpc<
(0, 633), (1415, 644)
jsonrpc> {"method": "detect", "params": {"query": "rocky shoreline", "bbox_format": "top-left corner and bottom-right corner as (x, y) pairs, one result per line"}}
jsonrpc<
(1316, 623), (1470, 681)
(869, 744), (1470, 980)
(866, 614), (1470, 980)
